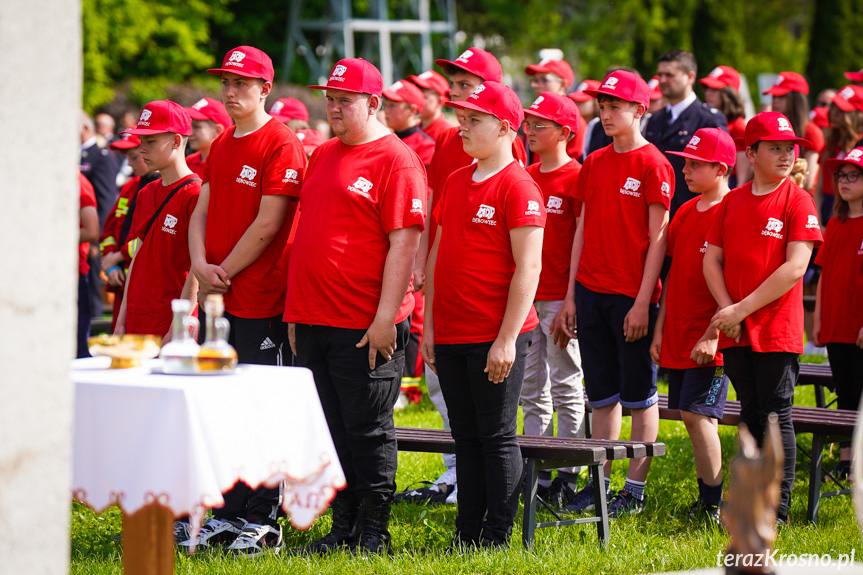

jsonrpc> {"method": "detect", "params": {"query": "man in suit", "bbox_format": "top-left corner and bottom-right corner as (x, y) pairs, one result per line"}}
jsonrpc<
(644, 50), (727, 218)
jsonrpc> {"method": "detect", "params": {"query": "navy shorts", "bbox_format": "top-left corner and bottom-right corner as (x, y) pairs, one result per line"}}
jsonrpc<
(667, 365), (729, 419)
(575, 282), (658, 409)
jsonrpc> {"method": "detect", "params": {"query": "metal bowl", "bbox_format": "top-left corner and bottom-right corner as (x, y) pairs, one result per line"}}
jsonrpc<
(88, 334), (162, 369)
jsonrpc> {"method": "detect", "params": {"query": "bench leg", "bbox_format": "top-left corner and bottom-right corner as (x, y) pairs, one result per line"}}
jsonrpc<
(522, 458), (539, 549)
(591, 464), (609, 547)
(815, 385), (826, 409)
(807, 434), (824, 524)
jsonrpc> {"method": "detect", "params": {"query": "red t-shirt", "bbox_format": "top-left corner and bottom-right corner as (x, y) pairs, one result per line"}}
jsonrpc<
(125, 174), (201, 336)
(573, 143), (674, 302)
(729, 117), (747, 152)
(820, 143), (845, 198)
(814, 215), (863, 344)
(660, 197), (724, 369)
(186, 151), (205, 179)
(79, 173), (97, 277)
(427, 126), (528, 248)
(526, 160), (582, 300)
(284, 133), (427, 329)
(432, 161), (545, 344)
(803, 121), (825, 155)
(203, 118), (305, 318)
(706, 179), (823, 353)
(421, 115), (452, 144)
(399, 127), (435, 166)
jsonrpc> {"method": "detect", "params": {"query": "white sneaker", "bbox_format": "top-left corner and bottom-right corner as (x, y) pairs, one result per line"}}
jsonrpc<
(445, 483), (458, 504)
(178, 517), (245, 550)
(226, 522), (283, 556)
(435, 466), (457, 488)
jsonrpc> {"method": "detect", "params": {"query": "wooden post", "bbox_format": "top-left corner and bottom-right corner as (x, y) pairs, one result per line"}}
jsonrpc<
(123, 503), (174, 575)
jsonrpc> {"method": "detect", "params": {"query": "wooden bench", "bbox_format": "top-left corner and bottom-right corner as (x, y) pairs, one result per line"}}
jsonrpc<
(611, 394), (856, 524)
(395, 426), (665, 548)
(798, 362), (835, 408)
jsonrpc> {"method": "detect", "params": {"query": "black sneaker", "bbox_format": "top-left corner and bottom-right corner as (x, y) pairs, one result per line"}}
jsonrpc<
(544, 477), (577, 509)
(226, 523), (283, 556)
(178, 517), (245, 550)
(685, 499), (721, 527)
(173, 520), (191, 545)
(393, 482), (454, 505)
(563, 482), (599, 514)
(607, 490), (645, 518)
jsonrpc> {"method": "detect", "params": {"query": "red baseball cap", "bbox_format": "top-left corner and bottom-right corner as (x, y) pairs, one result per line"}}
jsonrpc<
(524, 92), (582, 133)
(826, 147), (863, 172)
(445, 81), (523, 131)
(436, 48), (502, 83)
(647, 76), (663, 101)
(844, 68), (863, 83)
(699, 65), (741, 91)
(207, 46), (275, 83)
(185, 97), (232, 129)
(525, 58), (574, 89)
(568, 79), (600, 103)
(743, 111), (811, 148)
(382, 80), (426, 112)
(810, 106), (830, 129)
(832, 85), (863, 113)
(763, 71), (809, 96)
(408, 70), (450, 99)
(110, 132), (141, 150)
(268, 97), (309, 122)
(584, 70), (649, 108)
(295, 129), (327, 154)
(309, 58), (383, 96)
(122, 100), (192, 136)
(668, 127), (736, 168)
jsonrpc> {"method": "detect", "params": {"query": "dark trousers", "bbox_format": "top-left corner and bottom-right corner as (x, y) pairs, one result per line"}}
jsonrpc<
(723, 347), (798, 519)
(77, 274), (91, 359)
(826, 343), (863, 412)
(435, 331), (531, 544)
(212, 312), (287, 525)
(294, 319), (409, 501)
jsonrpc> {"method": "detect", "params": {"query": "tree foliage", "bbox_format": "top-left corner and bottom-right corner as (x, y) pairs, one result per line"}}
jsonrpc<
(807, 0), (863, 97)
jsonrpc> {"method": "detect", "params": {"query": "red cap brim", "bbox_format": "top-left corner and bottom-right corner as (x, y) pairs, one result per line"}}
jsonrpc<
(699, 77), (726, 90)
(844, 72), (863, 83)
(567, 92), (594, 102)
(207, 68), (268, 80)
(185, 108), (210, 121)
(110, 140), (139, 150)
(832, 96), (856, 112)
(763, 86), (791, 96)
(307, 84), (369, 94)
(750, 135), (812, 148)
(121, 127), (174, 136)
(667, 150), (734, 168)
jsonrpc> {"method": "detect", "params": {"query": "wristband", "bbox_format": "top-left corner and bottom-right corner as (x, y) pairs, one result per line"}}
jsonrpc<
(107, 266), (122, 275)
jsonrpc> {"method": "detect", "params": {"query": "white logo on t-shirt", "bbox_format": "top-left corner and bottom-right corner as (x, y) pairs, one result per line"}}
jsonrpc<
(139, 109), (152, 126)
(283, 169), (299, 184)
(236, 165), (258, 187)
(777, 118), (793, 132)
(526, 200), (542, 216)
(531, 96), (544, 109)
(473, 203), (497, 225)
(620, 177), (641, 197)
(410, 198), (423, 215)
(661, 182), (671, 198)
(456, 50), (474, 64)
(546, 196), (563, 214)
(762, 217), (784, 239)
(469, 85), (486, 100)
(602, 77), (619, 90)
(161, 214), (178, 235)
(348, 177), (374, 198)
(806, 214), (819, 229)
(687, 136), (701, 149)
(700, 241), (708, 254)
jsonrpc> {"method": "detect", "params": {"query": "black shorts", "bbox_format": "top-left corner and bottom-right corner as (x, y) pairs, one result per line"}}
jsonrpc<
(667, 365), (729, 419)
(575, 282), (658, 409)
(224, 311), (287, 366)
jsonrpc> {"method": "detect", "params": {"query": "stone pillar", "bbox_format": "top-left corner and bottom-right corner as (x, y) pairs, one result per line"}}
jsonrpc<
(0, 1), (80, 573)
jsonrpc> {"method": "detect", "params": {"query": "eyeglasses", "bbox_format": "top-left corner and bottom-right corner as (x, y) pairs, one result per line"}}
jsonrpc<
(835, 171), (861, 183)
(522, 121), (555, 133)
(529, 76), (561, 86)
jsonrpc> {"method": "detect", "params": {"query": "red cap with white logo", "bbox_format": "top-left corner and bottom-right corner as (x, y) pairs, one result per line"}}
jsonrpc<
(810, 106), (830, 129)
(268, 98), (310, 122)
(844, 68), (863, 83)
(832, 85), (863, 113)
(308, 58), (383, 96)
(185, 97), (232, 129)
(647, 76), (663, 101)
(122, 100), (192, 136)
(110, 132), (141, 150)
(445, 81), (524, 131)
(668, 127), (736, 167)
(525, 59), (574, 89)
(207, 46), (275, 83)
(295, 129), (327, 154)
(407, 70), (450, 99)
(743, 111), (811, 148)
(763, 71), (809, 96)
(567, 79), (600, 103)
(382, 80), (426, 112)
(436, 48), (503, 83)
(524, 92), (582, 134)
(826, 146), (863, 172)
(584, 70), (650, 108)
(699, 66), (741, 91)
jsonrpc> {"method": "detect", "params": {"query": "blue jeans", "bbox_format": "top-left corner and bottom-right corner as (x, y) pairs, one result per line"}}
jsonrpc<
(435, 331), (531, 544)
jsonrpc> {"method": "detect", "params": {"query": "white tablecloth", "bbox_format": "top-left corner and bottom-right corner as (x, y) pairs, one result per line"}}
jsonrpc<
(71, 357), (345, 534)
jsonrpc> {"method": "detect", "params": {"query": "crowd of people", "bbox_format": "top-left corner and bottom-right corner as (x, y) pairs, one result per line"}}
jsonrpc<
(76, 42), (863, 556)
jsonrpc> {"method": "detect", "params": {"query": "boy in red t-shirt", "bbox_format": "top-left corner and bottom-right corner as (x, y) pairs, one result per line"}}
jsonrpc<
(187, 45), (306, 555)
(523, 57), (587, 163)
(812, 147), (863, 480)
(556, 70), (674, 517)
(185, 97), (232, 178)
(649, 128), (736, 525)
(704, 112), (823, 524)
(78, 172), (99, 358)
(407, 70), (451, 142)
(422, 81), (545, 548)
(520, 92), (586, 507)
(382, 80), (435, 166)
(113, 101), (201, 340)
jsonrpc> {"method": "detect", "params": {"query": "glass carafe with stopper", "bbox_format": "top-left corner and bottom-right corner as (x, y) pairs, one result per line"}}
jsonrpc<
(195, 294), (238, 372)
(159, 299), (200, 374)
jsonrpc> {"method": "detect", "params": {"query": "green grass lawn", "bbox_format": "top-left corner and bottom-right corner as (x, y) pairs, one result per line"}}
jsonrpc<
(70, 367), (860, 574)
